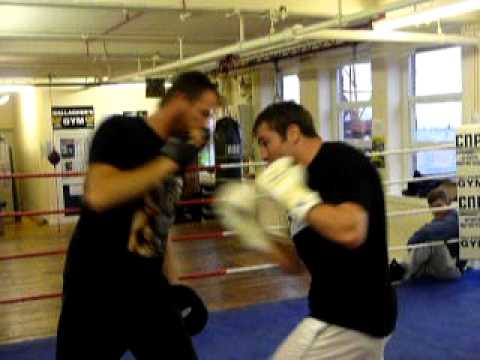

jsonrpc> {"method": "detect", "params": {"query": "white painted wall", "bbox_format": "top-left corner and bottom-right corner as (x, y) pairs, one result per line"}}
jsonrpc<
(0, 94), (16, 130)
(9, 83), (159, 223)
(13, 87), (56, 220)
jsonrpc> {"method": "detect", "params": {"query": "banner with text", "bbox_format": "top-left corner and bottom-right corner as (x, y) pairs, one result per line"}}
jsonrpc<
(52, 106), (95, 129)
(456, 124), (480, 259)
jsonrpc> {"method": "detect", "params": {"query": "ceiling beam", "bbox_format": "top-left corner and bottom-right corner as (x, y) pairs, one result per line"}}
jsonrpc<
(109, 0), (434, 81)
(0, 0), (373, 17)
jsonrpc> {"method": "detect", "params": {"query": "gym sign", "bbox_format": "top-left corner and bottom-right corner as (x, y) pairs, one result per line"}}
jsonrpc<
(457, 124), (480, 260)
(52, 106), (95, 129)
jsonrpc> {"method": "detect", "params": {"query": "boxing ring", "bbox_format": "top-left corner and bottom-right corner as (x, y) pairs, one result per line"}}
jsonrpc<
(0, 139), (470, 307)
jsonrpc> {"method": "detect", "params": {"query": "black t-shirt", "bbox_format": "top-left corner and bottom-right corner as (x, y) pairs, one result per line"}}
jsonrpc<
(292, 142), (397, 337)
(65, 115), (170, 288)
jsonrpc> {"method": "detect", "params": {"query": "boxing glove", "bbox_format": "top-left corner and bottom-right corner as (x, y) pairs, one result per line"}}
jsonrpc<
(161, 128), (209, 168)
(255, 157), (321, 222)
(214, 181), (275, 253)
(170, 284), (208, 336)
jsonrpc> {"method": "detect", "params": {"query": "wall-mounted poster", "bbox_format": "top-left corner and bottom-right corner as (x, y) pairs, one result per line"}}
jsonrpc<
(60, 139), (75, 159)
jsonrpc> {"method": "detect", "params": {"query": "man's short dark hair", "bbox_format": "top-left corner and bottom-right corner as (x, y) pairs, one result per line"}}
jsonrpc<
(253, 101), (318, 139)
(162, 71), (218, 105)
(427, 188), (449, 206)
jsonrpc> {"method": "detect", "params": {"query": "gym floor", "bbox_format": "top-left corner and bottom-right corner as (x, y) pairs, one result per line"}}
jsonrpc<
(0, 218), (310, 345)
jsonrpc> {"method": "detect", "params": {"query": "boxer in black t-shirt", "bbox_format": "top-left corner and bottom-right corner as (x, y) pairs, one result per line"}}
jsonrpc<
(56, 72), (218, 360)
(218, 101), (396, 359)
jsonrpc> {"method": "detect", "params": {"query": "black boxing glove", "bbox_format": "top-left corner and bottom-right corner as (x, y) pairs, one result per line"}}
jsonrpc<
(160, 128), (210, 168)
(170, 284), (208, 336)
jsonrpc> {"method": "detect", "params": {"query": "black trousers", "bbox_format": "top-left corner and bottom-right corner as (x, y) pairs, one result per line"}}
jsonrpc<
(56, 253), (197, 360)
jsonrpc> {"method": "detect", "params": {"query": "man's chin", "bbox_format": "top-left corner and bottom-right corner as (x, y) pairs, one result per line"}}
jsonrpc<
(170, 128), (189, 139)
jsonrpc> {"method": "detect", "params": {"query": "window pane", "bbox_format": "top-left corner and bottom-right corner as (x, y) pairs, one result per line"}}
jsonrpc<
(339, 62), (372, 102)
(283, 74), (300, 103)
(341, 107), (372, 141)
(415, 101), (462, 142)
(416, 149), (456, 175)
(415, 47), (462, 96)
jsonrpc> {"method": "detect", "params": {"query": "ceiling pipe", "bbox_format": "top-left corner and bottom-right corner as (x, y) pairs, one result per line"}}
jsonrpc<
(226, 9), (245, 43)
(101, 9), (144, 35)
(338, 0), (343, 26)
(245, 29), (480, 68)
(0, 81), (145, 87)
(0, 53), (178, 61)
(0, 32), (234, 44)
(239, 12), (245, 43)
(108, 0), (439, 81)
(112, 25), (302, 81)
(179, 37), (184, 61)
(303, 29), (480, 46)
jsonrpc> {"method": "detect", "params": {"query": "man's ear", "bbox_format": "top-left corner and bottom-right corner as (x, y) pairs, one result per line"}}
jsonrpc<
(177, 93), (190, 106)
(286, 124), (301, 144)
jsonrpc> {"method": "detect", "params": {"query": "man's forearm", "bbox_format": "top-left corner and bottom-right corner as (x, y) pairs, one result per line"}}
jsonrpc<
(84, 156), (179, 212)
(306, 202), (368, 249)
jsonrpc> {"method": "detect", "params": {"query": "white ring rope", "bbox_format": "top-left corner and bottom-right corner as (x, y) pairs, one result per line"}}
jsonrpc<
(389, 238), (459, 252)
(226, 263), (278, 274)
(210, 143), (456, 171)
(383, 173), (456, 186)
(243, 224), (460, 253)
(387, 204), (456, 217)
(246, 206), (457, 240)
(218, 161), (266, 169)
(367, 143), (455, 157)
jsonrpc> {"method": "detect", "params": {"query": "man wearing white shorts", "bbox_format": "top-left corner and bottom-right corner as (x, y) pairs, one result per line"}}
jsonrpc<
(251, 102), (397, 359)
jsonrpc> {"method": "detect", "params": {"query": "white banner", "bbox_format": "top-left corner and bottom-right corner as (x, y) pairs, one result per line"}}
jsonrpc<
(456, 125), (480, 259)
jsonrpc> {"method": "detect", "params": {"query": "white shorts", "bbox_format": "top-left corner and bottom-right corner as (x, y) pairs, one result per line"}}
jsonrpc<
(272, 317), (390, 360)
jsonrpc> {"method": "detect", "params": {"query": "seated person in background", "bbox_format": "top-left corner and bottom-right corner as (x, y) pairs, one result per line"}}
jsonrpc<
(390, 188), (466, 283)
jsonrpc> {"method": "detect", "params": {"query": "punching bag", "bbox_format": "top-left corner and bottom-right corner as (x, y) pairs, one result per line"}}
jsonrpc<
(214, 116), (243, 185)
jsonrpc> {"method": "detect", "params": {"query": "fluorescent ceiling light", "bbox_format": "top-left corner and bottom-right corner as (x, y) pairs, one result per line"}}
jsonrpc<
(373, 0), (480, 31)
(0, 94), (10, 106)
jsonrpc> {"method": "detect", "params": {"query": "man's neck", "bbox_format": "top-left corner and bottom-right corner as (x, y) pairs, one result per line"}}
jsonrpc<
(146, 108), (171, 140)
(295, 137), (323, 166)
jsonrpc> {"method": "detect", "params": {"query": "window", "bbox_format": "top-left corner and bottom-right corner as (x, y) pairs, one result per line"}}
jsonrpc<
(337, 62), (373, 148)
(282, 74), (300, 103)
(411, 47), (462, 175)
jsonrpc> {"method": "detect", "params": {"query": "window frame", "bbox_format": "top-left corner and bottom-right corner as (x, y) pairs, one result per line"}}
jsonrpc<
(409, 46), (462, 176)
(335, 61), (373, 149)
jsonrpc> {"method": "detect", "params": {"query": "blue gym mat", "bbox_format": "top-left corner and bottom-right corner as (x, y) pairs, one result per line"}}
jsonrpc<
(1, 270), (479, 360)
